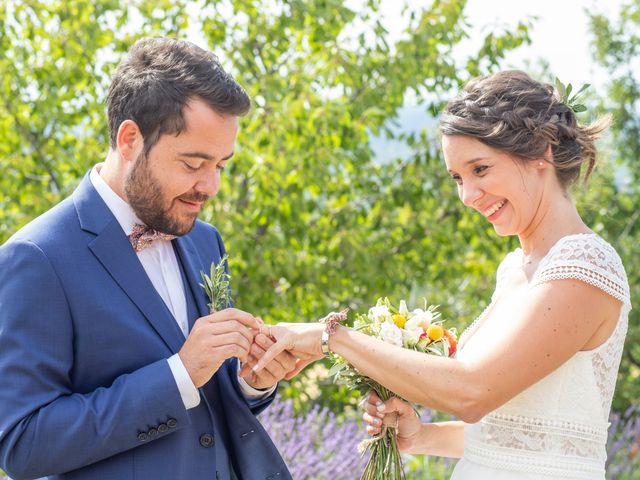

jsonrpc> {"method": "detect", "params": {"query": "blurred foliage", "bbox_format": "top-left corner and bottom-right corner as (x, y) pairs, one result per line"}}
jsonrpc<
(1, 0), (638, 453)
(2, 0), (640, 477)
(589, 0), (640, 412)
(0, 0), (532, 410)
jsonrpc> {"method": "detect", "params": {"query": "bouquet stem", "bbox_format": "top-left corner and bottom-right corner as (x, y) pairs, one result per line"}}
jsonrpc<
(359, 386), (405, 480)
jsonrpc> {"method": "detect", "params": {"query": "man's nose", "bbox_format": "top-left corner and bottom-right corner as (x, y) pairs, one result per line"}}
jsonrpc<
(195, 170), (220, 197)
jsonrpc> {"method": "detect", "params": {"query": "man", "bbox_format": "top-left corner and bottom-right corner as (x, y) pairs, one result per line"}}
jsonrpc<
(0, 37), (294, 480)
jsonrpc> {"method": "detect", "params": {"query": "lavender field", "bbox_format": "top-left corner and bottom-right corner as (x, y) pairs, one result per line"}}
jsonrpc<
(0, 401), (637, 480)
(260, 398), (640, 480)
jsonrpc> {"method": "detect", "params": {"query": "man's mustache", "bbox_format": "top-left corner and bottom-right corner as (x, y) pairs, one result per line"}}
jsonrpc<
(178, 193), (210, 203)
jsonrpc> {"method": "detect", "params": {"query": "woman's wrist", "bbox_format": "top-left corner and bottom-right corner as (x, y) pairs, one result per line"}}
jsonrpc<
(399, 422), (429, 454)
(319, 309), (349, 357)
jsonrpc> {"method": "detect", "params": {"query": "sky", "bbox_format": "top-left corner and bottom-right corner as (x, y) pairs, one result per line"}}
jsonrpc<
(368, 0), (626, 160)
(378, 0), (624, 87)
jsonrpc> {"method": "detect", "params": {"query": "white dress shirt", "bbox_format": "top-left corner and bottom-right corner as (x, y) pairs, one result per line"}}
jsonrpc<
(90, 165), (274, 409)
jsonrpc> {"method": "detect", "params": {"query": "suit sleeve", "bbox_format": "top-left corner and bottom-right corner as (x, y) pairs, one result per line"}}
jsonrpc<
(0, 240), (191, 479)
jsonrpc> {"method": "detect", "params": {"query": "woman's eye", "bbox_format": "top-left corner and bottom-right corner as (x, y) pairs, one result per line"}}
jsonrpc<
(450, 174), (462, 185)
(474, 165), (488, 175)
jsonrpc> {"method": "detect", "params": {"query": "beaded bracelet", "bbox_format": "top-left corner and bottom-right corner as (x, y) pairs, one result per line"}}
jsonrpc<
(319, 308), (349, 356)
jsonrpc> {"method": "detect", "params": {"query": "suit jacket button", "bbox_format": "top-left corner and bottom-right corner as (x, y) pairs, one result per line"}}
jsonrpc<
(137, 432), (149, 442)
(158, 423), (168, 433)
(148, 428), (158, 437)
(167, 418), (178, 428)
(199, 433), (214, 448)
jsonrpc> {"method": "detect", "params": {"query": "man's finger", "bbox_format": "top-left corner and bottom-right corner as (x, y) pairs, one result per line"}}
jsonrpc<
(206, 308), (261, 330)
(208, 331), (253, 352)
(252, 369), (277, 388)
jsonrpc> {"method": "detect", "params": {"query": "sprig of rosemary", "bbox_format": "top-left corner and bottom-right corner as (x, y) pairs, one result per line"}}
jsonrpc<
(555, 77), (590, 113)
(200, 254), (232, 313)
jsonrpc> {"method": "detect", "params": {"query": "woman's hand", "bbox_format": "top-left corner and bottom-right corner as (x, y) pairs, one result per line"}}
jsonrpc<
(362, 390), (423, 453)
(251, 322), (325, 377)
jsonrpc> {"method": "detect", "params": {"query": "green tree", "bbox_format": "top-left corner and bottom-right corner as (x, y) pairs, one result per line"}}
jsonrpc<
(0, 0), (531, 411)
(589, 0), (640, 411)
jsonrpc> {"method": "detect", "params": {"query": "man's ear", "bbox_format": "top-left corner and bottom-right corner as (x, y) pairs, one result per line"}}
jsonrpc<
(116, 120), (144, 162)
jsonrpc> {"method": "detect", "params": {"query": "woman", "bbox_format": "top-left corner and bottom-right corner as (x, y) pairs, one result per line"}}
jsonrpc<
(252, 70), (631, 479)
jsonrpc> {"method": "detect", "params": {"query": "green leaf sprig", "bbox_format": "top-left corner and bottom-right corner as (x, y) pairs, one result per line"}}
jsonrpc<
(555, 77), (590, 113)
(200, 255), (232, 313)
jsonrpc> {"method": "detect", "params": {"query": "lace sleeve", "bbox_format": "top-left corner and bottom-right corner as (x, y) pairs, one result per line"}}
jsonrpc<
(532, 234), (631, 306)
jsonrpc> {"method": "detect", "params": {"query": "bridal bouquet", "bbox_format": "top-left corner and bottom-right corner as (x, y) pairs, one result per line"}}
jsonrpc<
(329, 298), (457, 480)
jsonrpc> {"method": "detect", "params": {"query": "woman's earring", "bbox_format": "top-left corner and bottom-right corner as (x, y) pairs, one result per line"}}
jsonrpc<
(538, 161), (544, 166)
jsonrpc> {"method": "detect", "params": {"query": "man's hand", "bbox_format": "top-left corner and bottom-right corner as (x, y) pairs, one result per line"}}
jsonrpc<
(239, 333), (298, 390)
(179, 308), (261, 388)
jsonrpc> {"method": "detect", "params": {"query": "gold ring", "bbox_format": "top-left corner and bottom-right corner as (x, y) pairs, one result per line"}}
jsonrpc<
(268, 325), (273, 338)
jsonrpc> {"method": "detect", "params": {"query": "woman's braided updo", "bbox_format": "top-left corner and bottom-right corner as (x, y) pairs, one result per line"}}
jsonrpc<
(439, 70), (609, 187)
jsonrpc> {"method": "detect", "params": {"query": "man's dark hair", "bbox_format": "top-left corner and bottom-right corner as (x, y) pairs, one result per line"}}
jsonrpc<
(107, 37), (251, 154)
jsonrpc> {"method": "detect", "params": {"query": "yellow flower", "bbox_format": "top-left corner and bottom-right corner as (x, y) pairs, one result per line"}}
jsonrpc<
(427, 324), (444, 341)
(392, 314), (407, 328)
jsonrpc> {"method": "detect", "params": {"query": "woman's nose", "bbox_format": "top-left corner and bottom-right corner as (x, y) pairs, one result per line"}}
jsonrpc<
(459, 181), (482, 207)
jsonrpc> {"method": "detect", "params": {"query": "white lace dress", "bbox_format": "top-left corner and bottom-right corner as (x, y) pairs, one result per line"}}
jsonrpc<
(451, 234), (631, 480)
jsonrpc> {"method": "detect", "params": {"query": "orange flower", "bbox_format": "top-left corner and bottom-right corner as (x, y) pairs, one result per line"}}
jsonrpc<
(443, 329), (457, 356)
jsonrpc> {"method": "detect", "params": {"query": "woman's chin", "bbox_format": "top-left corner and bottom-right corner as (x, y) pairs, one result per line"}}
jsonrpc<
(491, 224), (514, 237)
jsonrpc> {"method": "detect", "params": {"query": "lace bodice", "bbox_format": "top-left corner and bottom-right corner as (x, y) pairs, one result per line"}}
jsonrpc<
(456, 234), (631, 479)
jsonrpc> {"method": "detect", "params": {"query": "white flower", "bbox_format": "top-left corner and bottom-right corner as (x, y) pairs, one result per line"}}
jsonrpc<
(399, 300), (409, 316)
(368, 305), (392, 324)
(408, 308), (433, 330)
(379, 321), (403, 346)
(402, 327), (422, 347)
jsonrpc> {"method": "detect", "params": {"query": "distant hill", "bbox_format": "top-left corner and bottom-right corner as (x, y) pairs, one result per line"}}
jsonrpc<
(369, 105), (438, 162)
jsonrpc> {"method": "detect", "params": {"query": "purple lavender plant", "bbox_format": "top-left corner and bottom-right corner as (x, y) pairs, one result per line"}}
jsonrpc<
(606, 405), (640, 479)
(260, 399), (640, 479)
(259, 398), (368, 479)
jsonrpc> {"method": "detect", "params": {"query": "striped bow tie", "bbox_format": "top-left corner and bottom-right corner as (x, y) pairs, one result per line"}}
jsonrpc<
(128, 224), (176, 253)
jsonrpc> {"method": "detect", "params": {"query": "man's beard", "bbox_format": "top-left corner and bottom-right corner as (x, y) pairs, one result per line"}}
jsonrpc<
(124, 152), (208, 236)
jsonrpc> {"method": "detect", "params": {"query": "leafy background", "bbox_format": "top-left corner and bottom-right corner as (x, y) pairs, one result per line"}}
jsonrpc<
(1, 0), (639, 478)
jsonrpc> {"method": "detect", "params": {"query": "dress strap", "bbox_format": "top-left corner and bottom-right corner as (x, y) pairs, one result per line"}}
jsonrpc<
(532, 234), (630, 306)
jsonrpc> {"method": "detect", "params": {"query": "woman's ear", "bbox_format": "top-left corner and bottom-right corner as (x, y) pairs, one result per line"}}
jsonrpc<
(543, 145), (553, 164)
(116, 120), (144, 162)
(535, 145), (554, 170)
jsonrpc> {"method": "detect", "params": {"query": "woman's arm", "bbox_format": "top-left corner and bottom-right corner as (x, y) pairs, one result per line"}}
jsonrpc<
(256, 279), (621, 422)
(407, 422), (466, 457)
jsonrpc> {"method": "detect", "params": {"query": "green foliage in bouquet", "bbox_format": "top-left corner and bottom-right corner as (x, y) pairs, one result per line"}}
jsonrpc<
(328, 298), (457, 480)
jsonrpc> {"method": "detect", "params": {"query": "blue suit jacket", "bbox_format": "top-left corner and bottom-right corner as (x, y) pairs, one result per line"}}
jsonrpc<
(0, 175), (291, 480)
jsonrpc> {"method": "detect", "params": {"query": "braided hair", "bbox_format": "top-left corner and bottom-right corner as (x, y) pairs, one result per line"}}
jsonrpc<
(439, 70), (609, 187)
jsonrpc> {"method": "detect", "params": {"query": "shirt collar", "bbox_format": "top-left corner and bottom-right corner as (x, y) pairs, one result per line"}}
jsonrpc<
(90, 164), (142, 236)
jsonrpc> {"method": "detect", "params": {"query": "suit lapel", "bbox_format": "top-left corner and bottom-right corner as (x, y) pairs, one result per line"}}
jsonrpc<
(174, 236), (212, 325)
(74, 174), (185, 354)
